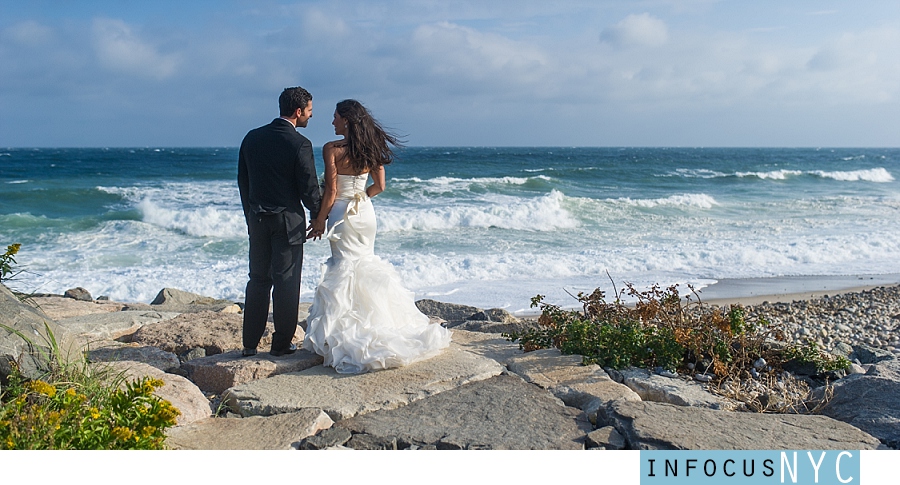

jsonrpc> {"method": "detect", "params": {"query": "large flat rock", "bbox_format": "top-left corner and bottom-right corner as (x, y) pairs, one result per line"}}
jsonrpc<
(600, 400), (882, 450)
(58, 310), (181, 341)
(25, 295), (125, 320)
(507, 349), (641, 406)
(165, 409), (333, 450)
(336, 375), (589, 450)
(447, 328), (525, 365)
(224, 343), (503, 420)
(183, 348), (324, 394)
(821, 366), (900, 448)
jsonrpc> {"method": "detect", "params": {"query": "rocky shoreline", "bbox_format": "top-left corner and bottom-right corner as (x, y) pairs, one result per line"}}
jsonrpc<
(2, 283), (899, 450)
(744, 285), (900, 356)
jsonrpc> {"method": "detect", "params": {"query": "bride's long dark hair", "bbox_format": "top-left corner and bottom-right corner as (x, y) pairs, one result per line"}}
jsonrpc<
(336, 99), (403, 174)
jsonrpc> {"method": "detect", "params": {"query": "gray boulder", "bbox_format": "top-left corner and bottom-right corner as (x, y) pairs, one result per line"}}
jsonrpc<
(124, 287), (242, 314)
(601, 400), (881, 450)
(820, 364), (900, 448)
(64, 287), (93, 302)
(336, 375), (589, 449)
(151, 287), (221, 306)
(467, 308), (518, 323)
(415, 299), (481, 323)
(849, 344), (895, 365)
(0, 284), (80, 380)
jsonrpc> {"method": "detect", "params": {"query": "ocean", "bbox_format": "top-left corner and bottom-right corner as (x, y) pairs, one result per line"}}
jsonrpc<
(1, 146), (898, 314)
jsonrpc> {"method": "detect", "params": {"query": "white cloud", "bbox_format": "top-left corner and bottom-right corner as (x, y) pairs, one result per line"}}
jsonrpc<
(803, 26), (900, 103)
(601, 13), (669, 48)
(91, 18), (179, 80)
(3, 20), (55, 45)
(302, 8), (350, 39)
(2, 2), (899, 147)
(408, 22), (548, 90)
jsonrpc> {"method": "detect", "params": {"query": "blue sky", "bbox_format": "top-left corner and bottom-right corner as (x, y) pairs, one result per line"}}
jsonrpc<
(1, 1), (898, 147)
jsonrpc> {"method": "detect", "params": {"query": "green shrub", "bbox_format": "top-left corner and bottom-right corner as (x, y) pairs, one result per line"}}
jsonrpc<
(505, 283), (787, 378)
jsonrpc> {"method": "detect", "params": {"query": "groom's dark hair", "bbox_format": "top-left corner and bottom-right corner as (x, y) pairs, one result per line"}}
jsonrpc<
(279, 86), (312, 116)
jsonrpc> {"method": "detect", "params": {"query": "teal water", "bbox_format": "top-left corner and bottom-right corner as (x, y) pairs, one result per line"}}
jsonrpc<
(2, 147), (898, 313)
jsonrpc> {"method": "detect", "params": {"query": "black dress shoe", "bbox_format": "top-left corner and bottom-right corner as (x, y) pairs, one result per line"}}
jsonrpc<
(269, 343), (297, 357)
(242, 348), (257, 357)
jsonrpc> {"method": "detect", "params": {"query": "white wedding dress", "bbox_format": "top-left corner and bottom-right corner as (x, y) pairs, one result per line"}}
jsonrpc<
(303, 173), (451, 374)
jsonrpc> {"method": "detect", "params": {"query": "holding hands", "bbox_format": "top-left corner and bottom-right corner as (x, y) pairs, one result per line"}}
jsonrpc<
(307, 218), (326, 241)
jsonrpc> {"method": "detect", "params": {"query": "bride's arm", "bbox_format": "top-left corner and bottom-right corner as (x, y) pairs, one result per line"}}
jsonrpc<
(311, 143), (338, 237)
(366, 165), (385, 198)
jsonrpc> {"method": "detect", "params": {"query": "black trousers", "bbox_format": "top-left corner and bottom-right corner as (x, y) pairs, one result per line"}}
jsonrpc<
(243, 212), (303, 352)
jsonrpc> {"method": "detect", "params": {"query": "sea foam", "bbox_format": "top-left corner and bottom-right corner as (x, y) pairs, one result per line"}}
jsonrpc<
(377, 189), (577, 232)
(136, 199), (245, 238)
(608, 193), (719, 209)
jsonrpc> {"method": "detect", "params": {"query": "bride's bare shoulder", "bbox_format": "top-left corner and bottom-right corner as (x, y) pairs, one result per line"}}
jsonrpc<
(324, 140), (348, 150)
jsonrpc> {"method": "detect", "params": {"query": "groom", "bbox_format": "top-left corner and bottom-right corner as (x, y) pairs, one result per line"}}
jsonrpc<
(238, 86), (324, 357)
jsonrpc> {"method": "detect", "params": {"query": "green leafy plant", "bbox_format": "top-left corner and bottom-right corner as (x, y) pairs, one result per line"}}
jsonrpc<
(1, 243), (22, 283)
(0, 322), (181, 449)
(785, 341), (852, 374)
(505, 282), (786, 378)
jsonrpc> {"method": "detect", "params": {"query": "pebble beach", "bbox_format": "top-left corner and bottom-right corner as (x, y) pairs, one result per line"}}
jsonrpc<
(695, 276), (900, 357)
(742, 285), (900, 356)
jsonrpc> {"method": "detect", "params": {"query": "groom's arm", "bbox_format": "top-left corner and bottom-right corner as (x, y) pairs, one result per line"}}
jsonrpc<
(237, 142), (251, 224)
(296, 139), (322, 221)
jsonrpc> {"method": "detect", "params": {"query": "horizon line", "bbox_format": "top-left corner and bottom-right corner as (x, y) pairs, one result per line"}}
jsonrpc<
(3, 145), (900, 150)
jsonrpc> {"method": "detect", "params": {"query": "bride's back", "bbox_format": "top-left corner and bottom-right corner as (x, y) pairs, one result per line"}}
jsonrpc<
(328, 141), (369, 176)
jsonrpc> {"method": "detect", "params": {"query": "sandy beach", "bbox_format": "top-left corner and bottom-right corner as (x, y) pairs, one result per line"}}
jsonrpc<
(698, 273), (900, 306)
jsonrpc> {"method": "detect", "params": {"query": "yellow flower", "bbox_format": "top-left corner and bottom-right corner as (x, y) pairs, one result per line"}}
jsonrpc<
(27, 380), (56, 397)
(65, 388), (76, 398)
(141, 426), (156, 438)
(112, 426), (133, 441)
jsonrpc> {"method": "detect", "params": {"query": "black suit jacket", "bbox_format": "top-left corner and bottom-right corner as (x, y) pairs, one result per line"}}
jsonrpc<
(238, 118), (322, 244)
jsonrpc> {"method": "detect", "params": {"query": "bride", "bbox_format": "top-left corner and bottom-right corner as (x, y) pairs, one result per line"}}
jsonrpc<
(303, 99), (451, 374)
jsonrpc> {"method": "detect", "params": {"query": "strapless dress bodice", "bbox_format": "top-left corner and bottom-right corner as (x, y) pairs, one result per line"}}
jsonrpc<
(336, 173), (368, 200)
